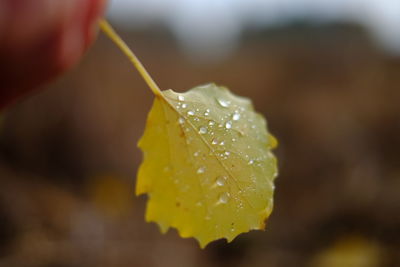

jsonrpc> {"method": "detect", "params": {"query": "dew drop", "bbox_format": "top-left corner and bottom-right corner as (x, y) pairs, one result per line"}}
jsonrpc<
(224, 151), (230, 156)
(187, 110), (194, 116)
(218, 192), (230, 204)
(197, 166), (206, 174)
(212, 139), (218, 145)
(178, 117), (185, 124)
(217, 98), (231, 108)
(219, 141), (225, 146)
(181, 103), (187, 109)
(216, 176), (226, 186)
(232, 113), (241, 121)
(178, 95), (185, 101)
(225, 121), (232, 129)
(199, 127), (207, 134)
(193, 151), (200, 157)
(209, 121), (215, 126)
(248, 159), (254, 165)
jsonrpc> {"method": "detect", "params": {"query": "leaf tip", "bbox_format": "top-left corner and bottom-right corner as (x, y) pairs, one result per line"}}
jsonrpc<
(269, 134), (278, 149)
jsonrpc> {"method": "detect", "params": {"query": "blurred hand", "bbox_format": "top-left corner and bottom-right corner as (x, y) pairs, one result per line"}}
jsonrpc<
(0, 0), (107, 110)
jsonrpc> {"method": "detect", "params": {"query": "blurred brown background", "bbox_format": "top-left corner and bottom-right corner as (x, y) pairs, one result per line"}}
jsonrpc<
(0, 15), (400, 267)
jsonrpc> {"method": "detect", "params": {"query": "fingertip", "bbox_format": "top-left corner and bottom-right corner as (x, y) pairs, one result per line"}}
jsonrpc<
(84, 0), (108, 48)
(57, 0), (107, 70)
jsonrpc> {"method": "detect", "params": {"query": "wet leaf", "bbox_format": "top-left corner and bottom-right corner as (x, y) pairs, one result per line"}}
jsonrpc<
(137, 83), (278, 248)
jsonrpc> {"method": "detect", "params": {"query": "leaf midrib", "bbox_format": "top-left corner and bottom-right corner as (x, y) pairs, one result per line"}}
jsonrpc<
(159, 93), (256, 211)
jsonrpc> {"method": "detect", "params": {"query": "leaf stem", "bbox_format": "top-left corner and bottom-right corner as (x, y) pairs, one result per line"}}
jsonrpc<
(99, 19), (163, 97)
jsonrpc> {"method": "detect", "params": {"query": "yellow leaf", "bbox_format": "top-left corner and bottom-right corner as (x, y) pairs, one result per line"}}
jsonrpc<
(137, 83), (278, 248)
(99, 20), (278, 248)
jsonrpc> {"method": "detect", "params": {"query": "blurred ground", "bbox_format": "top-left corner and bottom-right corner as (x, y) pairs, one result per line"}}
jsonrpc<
(0, 22), (399, 266)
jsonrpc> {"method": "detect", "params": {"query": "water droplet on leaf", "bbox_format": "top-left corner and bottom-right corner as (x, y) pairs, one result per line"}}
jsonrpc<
(197, 166), (206, 174)
(217, 98), (230, 108)
(199, 126), (207, 134)
(216, 176), (226, 186)
(232, 113), (240, 121)
(218, 192), (230, 204)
